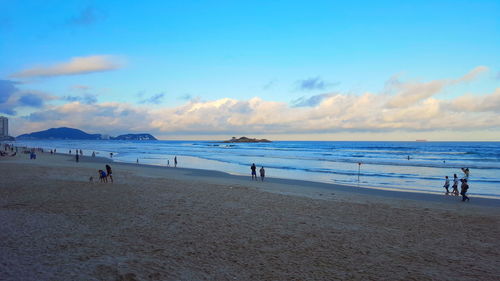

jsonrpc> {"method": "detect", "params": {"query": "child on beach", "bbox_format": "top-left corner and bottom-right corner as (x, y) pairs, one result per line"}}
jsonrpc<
(452, 174), (459, 196)
(99, 170), (107, 183)
(443, 176), (450, 194)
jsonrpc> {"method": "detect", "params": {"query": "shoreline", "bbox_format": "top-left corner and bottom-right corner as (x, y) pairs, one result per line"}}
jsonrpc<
(4, 150), (500, 208)
(8, 140), (500, 199)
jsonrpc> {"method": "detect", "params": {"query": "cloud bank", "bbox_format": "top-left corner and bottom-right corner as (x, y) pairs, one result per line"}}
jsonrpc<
(10, 55), (123, 78)
(9, 66), (500, 140)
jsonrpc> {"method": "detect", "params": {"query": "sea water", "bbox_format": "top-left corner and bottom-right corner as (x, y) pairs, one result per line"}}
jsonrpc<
(11, 140), (500, 198)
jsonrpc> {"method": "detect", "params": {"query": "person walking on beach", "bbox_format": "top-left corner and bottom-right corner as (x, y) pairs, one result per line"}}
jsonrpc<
(452, 174), (459, 196)
(251, 163), (257, 180)
(75, 153), (79, 163)
(106, 164), (113, 183)
(443, 176), (450, 194)
(174, 156), (178, 167)
(259, 166), (265, 181)
(460, 179), (470, 202)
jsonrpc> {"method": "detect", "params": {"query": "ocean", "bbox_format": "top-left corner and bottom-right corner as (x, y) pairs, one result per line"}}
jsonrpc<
(11, 140), (500, 198)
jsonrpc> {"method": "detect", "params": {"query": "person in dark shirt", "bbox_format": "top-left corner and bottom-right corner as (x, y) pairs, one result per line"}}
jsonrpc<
(251, 163), (257, 180)
(460, 179), (470, 202)
(106, 164), (113, 183)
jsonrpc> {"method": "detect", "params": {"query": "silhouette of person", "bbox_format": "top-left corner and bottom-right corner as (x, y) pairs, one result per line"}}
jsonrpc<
(260, 166), (265, 181)
(106, 164), (113, 183)
(460, 179), (470, 202)
(452, 174), (459, 196)
(251, 163), (257, 180)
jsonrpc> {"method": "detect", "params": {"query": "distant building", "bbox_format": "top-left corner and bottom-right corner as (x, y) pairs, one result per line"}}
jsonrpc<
(0, 116), (8, 137)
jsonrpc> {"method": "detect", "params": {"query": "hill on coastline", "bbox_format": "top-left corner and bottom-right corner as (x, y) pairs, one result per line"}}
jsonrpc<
(16, 127), (157, 141)
(17, 127), (101, 140)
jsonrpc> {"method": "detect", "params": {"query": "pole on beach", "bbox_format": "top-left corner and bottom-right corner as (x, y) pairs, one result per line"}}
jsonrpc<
(357, 162), (361, 183)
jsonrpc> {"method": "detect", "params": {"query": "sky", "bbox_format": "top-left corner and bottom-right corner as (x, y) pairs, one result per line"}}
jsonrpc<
(0, 0), (499, 141)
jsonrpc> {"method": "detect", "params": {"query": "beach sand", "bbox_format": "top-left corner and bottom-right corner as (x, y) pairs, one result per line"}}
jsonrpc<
(1, 151), (499, 280)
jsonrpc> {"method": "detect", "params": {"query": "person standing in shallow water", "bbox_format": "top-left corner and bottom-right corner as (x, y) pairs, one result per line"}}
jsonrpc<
(443, 176), (450, 194)
(452, 174), (459, 196)
(174, 156), (178, 167)
(251, 163), (257, 180)
(461, 167), (470, 180)
(260, 166), (265, 181)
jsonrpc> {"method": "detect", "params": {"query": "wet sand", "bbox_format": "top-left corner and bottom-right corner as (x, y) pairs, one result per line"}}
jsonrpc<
(1, 151), (499, 280)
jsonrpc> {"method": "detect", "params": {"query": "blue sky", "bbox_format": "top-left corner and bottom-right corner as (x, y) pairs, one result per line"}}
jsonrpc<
(1, 0), (499, 140)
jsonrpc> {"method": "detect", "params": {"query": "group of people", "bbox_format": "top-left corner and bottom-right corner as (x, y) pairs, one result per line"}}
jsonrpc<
(97, 164), (113, 183)
(443, 168), (470, 202)
(163, 156), (178, 167)
(0, 144), (17, 157)
(251, 163), (265, 181)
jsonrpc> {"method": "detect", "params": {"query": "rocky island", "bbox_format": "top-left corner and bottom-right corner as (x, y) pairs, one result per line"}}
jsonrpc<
(223, 136), (271, 143)
(112, 134), (157, 141)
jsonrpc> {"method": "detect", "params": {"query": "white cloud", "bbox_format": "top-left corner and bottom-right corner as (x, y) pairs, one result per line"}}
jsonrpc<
(385, 66), (490, 108)
(449, 88), (500, 112)
(386, 80), (447, 108)
(10, 55), (123, 78)
(454, 66), (489, 83)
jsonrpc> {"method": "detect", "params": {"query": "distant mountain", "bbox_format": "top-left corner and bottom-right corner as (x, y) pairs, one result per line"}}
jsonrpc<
(16, 127), (158, 141)
(223, 136), (271, 143)
(111, 134), (157, 141)
(17, 127), (101, 140)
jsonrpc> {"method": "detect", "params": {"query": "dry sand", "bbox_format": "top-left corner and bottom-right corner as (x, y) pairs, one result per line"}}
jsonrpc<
(1, 151), (499, 281)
